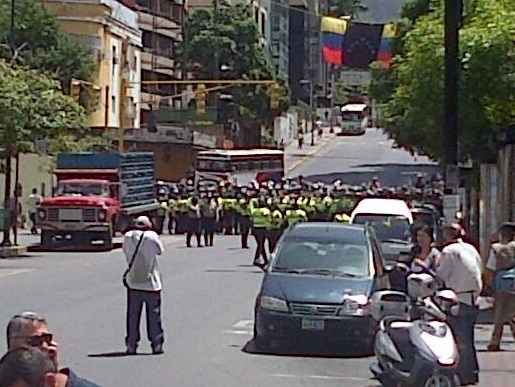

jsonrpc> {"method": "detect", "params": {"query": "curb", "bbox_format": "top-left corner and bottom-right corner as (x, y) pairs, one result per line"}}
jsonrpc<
(0, 245), (28, 259)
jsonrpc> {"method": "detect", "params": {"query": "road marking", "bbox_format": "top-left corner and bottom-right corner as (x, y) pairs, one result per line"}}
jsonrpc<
(225, 319), (254, 335)
(0, 268), (34, 278)
(270, 373), (369, 382)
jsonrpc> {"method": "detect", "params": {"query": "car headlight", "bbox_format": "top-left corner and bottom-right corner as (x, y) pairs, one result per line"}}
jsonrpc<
(98, 210), (107, 221)
(339, 294), (371, 316)
(37, 209), (46, 220)
(260, 296), (289, 312)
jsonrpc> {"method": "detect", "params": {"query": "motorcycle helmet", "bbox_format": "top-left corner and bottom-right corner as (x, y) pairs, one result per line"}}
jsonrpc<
(407, 273), (437, 299)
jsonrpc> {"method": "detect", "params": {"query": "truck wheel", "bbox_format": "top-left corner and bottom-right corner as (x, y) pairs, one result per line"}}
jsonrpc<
(41, 231), (53, 248)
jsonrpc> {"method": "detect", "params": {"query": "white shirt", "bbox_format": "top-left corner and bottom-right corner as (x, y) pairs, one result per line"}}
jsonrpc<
(27, 194), (42, 213)
(437, 240), (483, 306)
(122, 230), (164, 291)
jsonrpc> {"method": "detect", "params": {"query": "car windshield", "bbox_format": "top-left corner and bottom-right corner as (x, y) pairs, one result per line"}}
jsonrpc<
(56, 182), (110, 197)
(353, 214), (412, 243)
(272, 237), (370, 277)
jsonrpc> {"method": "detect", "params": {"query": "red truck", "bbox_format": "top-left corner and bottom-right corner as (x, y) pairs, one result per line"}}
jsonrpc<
(36, 152), (159, 250)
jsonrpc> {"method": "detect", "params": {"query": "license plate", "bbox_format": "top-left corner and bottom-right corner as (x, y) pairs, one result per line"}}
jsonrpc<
(60, 209), (82, 221)
(301, 318), (325, 330)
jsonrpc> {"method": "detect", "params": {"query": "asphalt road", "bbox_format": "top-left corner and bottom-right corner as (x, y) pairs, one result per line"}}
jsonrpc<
(287, 128), (439, 186)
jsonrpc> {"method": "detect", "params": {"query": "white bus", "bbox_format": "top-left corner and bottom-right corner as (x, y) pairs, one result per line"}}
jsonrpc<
(340, 103), (370, 135)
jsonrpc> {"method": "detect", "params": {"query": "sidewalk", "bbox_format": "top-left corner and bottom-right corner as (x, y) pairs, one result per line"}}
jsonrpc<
(475, 322), (515, 385)
(284, 127), (338, 174)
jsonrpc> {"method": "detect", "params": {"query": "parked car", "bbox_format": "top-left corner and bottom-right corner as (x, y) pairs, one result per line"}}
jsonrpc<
(350, 198), (414, 263)
(253, 223), (391, 351)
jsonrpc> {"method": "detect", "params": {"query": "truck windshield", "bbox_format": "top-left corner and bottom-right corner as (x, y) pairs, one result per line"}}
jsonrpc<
(56, 182), (110, 197)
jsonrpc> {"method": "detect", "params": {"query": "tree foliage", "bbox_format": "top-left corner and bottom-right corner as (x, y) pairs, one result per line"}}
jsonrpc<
(0, 59), (87, 153)
(0, 0), (94, 94)
(182, 3), (288, 123)
(369, 0), (515, 163)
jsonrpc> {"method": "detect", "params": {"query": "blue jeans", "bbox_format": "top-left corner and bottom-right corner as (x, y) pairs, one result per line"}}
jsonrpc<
(448, 303), (479, 385)
(126, 289), (164, 351)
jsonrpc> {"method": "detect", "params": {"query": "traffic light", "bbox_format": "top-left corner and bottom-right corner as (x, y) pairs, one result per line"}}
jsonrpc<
(70, 79), (81, 101)
(90, 85), (102, 110)
(195, 83), (207, 115)
(270, 82), (282, 109)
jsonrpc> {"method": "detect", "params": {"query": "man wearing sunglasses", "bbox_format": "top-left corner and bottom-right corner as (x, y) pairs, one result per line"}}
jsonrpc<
(5, 312), (100, 387)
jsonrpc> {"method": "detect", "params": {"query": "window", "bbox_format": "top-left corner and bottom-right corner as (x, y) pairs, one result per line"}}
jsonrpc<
(171, 3), (183, 24)
(111, 95), (116, 113)
(260, 11), (266, 36)
(137, 0), (152, 10)
(159, 0), (170, 18)
(111, 46), (117, 78)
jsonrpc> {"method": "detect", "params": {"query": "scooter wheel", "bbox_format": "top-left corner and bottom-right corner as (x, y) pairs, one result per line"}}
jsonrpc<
(423, 374), (457, 387)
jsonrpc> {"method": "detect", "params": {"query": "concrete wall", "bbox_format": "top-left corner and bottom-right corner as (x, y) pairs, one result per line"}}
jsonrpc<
(0, 154), (54, 217)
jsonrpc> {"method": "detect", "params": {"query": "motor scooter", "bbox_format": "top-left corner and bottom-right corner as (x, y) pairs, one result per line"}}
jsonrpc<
(370, 273), (460, 387)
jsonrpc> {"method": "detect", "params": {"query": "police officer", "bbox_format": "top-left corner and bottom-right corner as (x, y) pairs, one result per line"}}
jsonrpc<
(266, 200), (284, 254)
(186, 197), (202, 248)
(236, 196), (252, 249)
(250, 197), (271, 268)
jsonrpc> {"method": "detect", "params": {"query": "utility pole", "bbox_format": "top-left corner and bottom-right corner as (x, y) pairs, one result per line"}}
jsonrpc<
(444, 0), (461, 194)
(213, 0), (219, 81)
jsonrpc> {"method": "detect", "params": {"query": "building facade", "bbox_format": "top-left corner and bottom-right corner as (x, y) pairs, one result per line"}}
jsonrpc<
(132, 0), (185, 126)
(41, 0), (142, 131)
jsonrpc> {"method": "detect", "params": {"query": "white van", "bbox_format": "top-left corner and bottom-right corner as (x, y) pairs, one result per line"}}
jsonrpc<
(350, 198), (414, 262)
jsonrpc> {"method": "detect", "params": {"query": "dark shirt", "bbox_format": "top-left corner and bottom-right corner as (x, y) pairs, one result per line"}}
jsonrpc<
(61, 368), (101, 387)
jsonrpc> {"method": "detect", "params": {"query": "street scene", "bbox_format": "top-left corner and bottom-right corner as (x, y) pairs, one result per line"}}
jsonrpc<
(1, 0), (515, 387)
(1, 130), (514, 387)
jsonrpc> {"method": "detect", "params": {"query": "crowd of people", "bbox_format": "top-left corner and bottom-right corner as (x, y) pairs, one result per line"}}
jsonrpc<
(153, 174), (445, 268)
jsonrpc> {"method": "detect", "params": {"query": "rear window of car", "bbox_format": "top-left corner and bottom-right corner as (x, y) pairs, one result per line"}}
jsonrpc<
(274, 237), (370, 277)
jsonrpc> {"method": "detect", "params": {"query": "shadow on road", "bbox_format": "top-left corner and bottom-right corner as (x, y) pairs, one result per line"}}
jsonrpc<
(300, 163), (439, 186)
(27, 242), (122, 253)
(242, 339), (372, 359)
(88, 351), (155, 358)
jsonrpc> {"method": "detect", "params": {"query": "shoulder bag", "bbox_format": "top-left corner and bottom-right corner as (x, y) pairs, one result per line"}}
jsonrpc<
(122, 232), (145, 289)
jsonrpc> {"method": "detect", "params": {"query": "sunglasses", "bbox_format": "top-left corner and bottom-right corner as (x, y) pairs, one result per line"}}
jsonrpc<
(16, 333), (54, 347)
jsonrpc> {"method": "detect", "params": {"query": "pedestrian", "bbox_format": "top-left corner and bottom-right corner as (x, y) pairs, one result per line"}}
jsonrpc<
(266, 201), (284, 254)
(122, 216), (165, 355)
(436, 223), (482, 386)
(4, 311), (100, 385)
(485, 223), (515, 351)
(186, 197), (202, 247)
(27, 188), (42, 235)
(0, 347), (58, 387)
(297, 131), (304, 149)
(200, 194), (218, 247)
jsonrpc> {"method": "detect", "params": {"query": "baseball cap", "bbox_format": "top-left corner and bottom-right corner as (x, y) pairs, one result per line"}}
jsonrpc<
(134, 216), (152, 229)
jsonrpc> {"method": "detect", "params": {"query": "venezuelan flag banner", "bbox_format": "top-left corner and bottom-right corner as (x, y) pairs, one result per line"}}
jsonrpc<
(377, 23), (396, 68)
(321, 17), (348, 65)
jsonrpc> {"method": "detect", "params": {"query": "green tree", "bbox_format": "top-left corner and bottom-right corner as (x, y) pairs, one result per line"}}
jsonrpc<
(0, 0), (94, 95)
(182, 3), (289, 125)
(369, 0), (515, 163)
(0, 59), (87, 150)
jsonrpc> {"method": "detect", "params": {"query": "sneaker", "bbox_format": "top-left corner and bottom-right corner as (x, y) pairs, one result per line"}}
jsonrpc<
(152, 344), (164, 355)
(125, 347), (136, 355)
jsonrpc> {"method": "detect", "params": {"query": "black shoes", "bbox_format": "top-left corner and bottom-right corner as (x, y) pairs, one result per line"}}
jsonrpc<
(152, 344), (164, 355)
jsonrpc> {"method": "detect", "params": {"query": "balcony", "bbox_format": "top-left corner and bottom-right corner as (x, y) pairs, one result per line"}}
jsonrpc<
(138, 11), (182, 40)
(141, 51), (179, 77)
